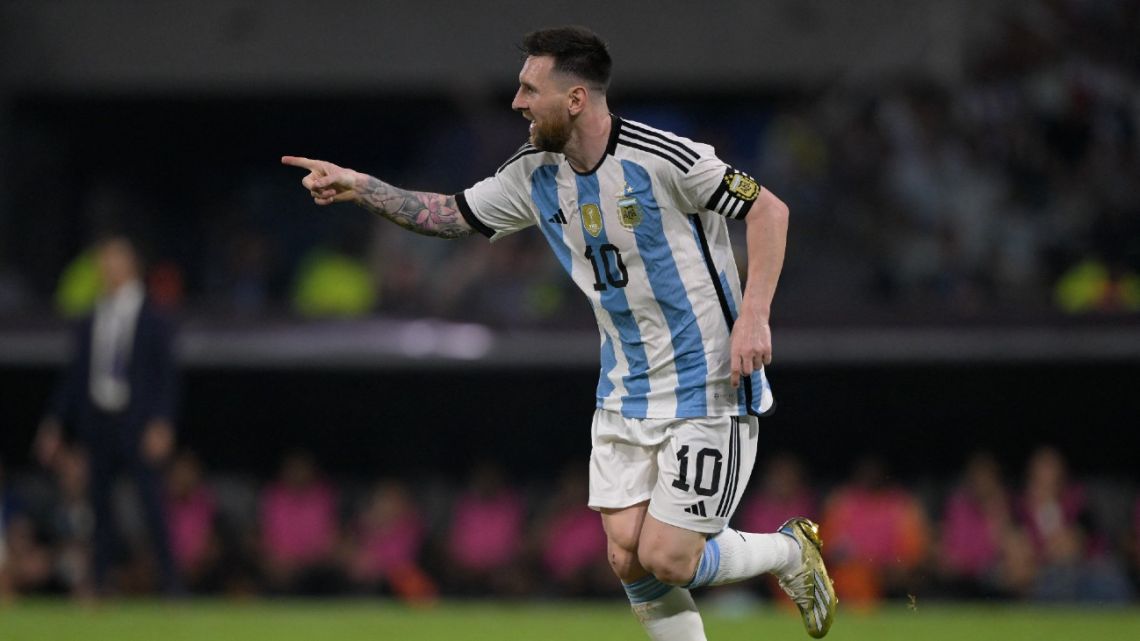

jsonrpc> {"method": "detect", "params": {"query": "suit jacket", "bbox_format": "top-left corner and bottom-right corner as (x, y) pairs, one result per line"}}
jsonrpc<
(49, 297), (178, 456)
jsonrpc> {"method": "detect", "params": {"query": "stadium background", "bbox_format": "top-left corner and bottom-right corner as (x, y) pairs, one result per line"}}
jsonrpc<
(1, 0), (1138, 637)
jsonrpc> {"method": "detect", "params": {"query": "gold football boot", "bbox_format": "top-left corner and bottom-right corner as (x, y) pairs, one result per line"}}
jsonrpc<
(777, 517), (838, 638)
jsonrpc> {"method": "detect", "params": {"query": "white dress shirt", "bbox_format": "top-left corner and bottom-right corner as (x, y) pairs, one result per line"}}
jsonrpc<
(89, 280), (144, 412)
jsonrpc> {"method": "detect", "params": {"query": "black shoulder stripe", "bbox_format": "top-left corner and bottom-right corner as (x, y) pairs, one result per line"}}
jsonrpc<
(618, 129), (696, 170)
(617, 137), (690, 173)
(510, 142), (537, 156)
(621, 121), (700, 162)
(496, 144), (542, 174)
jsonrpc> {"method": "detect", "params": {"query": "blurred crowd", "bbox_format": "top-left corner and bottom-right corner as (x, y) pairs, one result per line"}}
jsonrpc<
(1, 0), (1138, 328)
(788, 0), (1140, 320)
(2, 444), (1137, 606)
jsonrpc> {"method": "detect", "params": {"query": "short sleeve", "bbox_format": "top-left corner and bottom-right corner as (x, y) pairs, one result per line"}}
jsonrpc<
(455, 145), (542, 241)
(675, 151), (761, 221)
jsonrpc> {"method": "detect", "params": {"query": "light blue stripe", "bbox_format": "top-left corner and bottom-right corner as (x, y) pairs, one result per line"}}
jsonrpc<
(623, 575), (673, 604)
(685, 537), (721, 589)
(530, 165), (624, 405)
(597, 331), (617, 407)
(752, 367), (773, 415)
(622, 161), (707, 416)
(576, 173), (649, 418)
(750, 370), (763, 415)
(531, 165), (573, 275)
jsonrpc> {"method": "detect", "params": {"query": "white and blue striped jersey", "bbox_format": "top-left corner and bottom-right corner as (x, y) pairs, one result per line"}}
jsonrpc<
(456, 115), (775, 419)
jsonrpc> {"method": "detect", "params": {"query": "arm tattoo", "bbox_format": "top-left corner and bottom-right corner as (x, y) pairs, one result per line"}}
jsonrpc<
(356, 176), (472, 239)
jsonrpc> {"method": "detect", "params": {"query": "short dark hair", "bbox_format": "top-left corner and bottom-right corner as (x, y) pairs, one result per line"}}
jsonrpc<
(520, 26), (612, 91)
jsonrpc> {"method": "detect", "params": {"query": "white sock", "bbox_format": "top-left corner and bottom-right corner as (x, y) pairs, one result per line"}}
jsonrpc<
(624, 576), (707, 641)
(686, 528), (801, 588)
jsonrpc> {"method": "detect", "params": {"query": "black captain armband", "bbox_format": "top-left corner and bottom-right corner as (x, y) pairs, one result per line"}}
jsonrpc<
(705, 168), (760, 220)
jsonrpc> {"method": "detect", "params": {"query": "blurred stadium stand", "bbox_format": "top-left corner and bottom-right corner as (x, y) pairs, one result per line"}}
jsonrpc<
(2, 0), (1139, 348)
(0, 0), (1136, 478)
(0, 0), (1138, 602)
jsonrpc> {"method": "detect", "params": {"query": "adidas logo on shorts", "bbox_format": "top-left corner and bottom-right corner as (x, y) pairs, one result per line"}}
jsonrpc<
(683, 502), (707, 517)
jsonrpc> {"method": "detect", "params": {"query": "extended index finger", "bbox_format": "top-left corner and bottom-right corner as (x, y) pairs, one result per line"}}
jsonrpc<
(281, 156), (323, 172)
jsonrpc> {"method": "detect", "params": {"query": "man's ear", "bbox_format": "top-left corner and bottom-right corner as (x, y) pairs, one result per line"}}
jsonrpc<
(567, 85), (589, 116)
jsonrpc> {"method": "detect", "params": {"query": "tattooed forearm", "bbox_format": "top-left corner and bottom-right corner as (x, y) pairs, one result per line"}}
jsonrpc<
(355, 176), (472, 239)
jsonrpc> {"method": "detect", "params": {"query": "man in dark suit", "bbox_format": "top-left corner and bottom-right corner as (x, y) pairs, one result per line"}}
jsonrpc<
(35, 236), (181, 595)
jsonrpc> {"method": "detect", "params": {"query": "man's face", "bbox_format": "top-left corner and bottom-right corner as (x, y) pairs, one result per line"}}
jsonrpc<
(511, 55), (572, 152)
(97, 239), (138, 293)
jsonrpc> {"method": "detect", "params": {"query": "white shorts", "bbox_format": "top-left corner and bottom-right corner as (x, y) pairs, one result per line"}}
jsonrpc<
(588, 409), (759, 534)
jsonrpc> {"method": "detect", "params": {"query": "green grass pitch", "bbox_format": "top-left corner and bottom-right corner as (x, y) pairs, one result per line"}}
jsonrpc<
(2, 599), (1138, 640)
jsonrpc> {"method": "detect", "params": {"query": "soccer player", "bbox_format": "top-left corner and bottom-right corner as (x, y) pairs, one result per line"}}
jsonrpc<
(283, 26), (836, 640)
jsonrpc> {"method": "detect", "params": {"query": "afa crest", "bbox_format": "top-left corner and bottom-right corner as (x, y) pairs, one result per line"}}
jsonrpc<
(617, 196), (643, 230)
(580, 203), (603, 237)
(724, 171), (760, 201)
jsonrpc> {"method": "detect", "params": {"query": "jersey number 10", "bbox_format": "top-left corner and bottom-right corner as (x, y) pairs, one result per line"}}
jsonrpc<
(585, 244), (629, 291)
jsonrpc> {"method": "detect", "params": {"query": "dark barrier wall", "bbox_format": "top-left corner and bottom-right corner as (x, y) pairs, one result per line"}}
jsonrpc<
(3, 361), (1138, 483)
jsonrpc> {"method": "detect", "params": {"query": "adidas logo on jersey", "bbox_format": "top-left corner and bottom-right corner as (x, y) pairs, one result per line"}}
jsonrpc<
(547, 208), (568, 224)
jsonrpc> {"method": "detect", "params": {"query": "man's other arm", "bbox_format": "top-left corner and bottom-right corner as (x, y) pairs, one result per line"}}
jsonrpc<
(728, 187), (789, 387)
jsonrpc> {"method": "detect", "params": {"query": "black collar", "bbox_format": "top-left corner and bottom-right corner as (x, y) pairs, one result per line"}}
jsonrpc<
(570, 113), (621, 176)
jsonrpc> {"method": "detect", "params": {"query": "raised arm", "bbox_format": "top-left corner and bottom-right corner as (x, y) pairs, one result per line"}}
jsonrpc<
(729, 187), (789, 388)
(281, 156), (473, 239)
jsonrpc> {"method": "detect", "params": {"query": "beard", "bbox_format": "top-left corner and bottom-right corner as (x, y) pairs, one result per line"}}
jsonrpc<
(530, 115), (572, 152)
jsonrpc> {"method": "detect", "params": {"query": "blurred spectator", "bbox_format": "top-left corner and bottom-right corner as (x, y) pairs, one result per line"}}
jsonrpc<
(146, 260), (186, 312)
(0, 459), (53, 599)
(207, 474), (262, 596)
(732, 453), (818, 602)
(1133, 498), (1140, 588)
(1018, 447), (1089, 558)
(819, 456), (932, 606)
(1, 459), (14, 600)
(224, 231), (274, 316)
(444, 463), (528, 595)
(164, 451), (221, 592)
(198, 193), (280, 318)
(291, 246), (376, 318)
(936, 451), (1017, 597)
(368, 226), (441, 318)
(446, 235), (578, 326)
(46, 446), (95, 596)
(52, 247), (100, 319)
(0, 264), (31, 315)
(258, 451), (342, 594)
(992, 525), (1040, 599)
(344, 480), (436, 603)
(34, 236), (181, 596)
(1054, 257), (1140, 314)
(530, 467), (611, 597)
(735, 453), (817, 533)
(1018, 446), (1133, 602)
